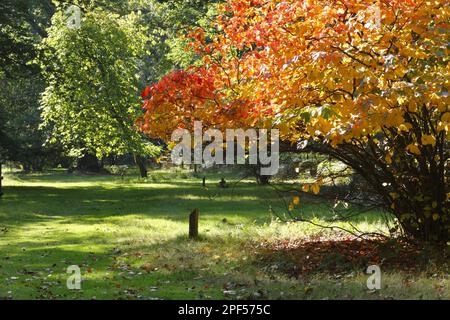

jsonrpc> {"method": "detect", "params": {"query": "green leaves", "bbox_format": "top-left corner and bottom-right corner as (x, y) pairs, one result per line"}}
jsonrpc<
(40, 7), (151, 158)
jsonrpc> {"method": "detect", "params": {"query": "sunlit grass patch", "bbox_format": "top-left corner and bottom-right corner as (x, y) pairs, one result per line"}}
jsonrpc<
(0, 170), (447, 300)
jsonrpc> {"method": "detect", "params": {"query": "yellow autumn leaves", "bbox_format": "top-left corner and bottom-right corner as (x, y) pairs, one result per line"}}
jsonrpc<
(288, 183), (321, 212)
(404, 134), (438, 156)
(421, 134), (436, 147)
(406, 144), (421, 155)
(288, 196), (300, 212)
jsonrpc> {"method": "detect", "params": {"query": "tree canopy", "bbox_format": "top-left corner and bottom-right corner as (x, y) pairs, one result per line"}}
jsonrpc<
(139, 0), (449, 242)
(40, 7), (155, 160)
(0, 0), (54, 168)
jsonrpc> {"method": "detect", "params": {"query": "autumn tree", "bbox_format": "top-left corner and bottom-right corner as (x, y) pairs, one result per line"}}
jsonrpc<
(140, 0), (449, 243)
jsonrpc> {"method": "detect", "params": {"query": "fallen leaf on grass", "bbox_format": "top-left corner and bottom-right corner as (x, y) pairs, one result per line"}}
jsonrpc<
(223, 290), (237, 296)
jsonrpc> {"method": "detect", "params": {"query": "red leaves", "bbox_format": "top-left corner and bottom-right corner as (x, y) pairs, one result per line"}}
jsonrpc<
(140, 0), (448, 147)
(138, 67), (224, 139)
(141, 86), (151, 99)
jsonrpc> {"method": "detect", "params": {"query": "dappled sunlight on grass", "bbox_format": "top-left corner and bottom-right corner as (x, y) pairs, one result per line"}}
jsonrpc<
(0, 171), (447, 299)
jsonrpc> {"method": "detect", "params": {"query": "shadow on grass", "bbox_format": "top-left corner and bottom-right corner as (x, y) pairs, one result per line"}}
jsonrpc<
(1, 184), (276, 221)
(0, 181), (385, 230)
(0, 173), (446, 299)
(255, 237), (450, 279)
(2, 232), (448, 300)
(0, 233), (281, 299)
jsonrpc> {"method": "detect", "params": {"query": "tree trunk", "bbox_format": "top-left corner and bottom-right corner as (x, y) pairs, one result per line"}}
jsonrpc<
(189, 208), (199, 239)
(76, 154), (102, 173)
(23, 164), (31, 173)
(134, 154), (148, 178)
(257, 174), (271, 185)
(254, 164), (271, 185)
(305, 139), (449, 244)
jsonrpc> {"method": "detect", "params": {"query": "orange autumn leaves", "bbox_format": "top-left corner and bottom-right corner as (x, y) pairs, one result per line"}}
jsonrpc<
(139, 67), (218, 139)
(139, 0), (449, 167)
(138, 65), (256, 140)
(141, 0), (448, 141)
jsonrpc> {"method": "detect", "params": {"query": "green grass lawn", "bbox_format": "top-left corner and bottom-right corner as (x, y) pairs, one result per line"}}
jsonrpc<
(0, 169), (448, 300)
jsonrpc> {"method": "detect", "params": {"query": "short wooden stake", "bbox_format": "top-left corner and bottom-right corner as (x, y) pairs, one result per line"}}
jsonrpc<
(189, 208), (199, 239)
(0, 164), (3, 198)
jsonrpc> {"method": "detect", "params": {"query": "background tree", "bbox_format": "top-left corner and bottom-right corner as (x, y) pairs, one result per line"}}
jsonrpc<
(131, 0), (222, 83)
(0, 76), (66, 172)
(0, 0), (56, 190)
(40, 6), (159, 177)
(39, 1), (219, 176)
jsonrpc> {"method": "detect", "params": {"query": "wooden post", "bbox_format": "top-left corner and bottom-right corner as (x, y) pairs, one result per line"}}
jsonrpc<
(0, 163), (3, 198)
(189, 208), (199, 239)
(202, 176), (206, 187)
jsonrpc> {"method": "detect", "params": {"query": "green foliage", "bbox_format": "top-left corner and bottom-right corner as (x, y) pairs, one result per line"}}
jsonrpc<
(0, 75), (63, 171)
(0, 0), (53, 76)
(2, 0), (216, 167)
(40, 7), (156, 158)
(130, 0), (221, 82)
(0, 0), (55, 169)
